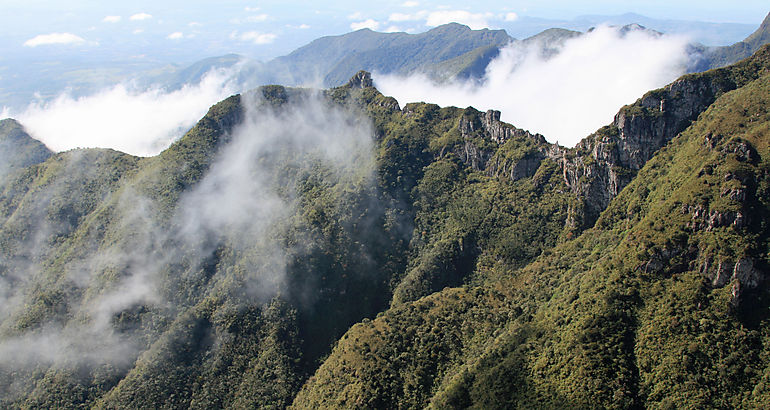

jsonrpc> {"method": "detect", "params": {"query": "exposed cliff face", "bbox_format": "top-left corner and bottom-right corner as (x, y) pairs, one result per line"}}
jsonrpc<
(555, 73), (727, 227)
(425, 45), (770, 233)
(346, 70), (374, 89)
(552, 44), (770, 228)
(454, 109), (548, 182)
(295, 68), (770, 409)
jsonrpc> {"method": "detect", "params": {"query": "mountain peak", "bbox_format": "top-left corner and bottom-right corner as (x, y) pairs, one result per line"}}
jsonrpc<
(346, 70), (373, 89)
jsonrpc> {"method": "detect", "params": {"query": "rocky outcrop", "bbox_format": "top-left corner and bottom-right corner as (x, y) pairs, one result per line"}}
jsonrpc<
(640, 248), (682, 275)
(549, 45), (770, 229)
(454, 109), (548, 181)
(682, 204), (748, 231)
(456, 140), (492, 171)
(347, 70), (374, 89)
(699, 256), (766, 305)
(487, 153), (544, 181)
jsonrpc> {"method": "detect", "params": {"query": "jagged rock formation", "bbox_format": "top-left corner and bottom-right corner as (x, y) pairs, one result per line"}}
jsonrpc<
(346, 70), (373, 89)
(550, 44), (770, 228)
(295, 49), (770, 409)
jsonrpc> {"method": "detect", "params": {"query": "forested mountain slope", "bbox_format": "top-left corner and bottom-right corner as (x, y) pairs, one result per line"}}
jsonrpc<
(0, 45), (769, 409)
(296, 53), (770, 409)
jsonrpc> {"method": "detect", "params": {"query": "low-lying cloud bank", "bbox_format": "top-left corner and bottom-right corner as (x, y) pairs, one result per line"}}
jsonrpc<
(5, 68), (239, 157)
(375, 25), (692, 147)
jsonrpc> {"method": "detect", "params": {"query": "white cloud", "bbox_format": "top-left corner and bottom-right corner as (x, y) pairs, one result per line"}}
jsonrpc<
(375, 26), (691, 147)
(351, 19), (380, 31)
(246, 14), (269, 22)
(425, 10), (493, 29)
(385, 25), (403, 33)
(132, 29), (144, 34)
(102, 15), (121, 23)
(14, 69), (238, 157)
(348, 12), (364, 20)
(188, 21), (202, 27)
(167, 32), (184, 40)
(23, 33), (86, 47)
(504, 12), (519, 22)
(389, 12), (426, 22)
(238, 31), (278, 44)
(402, 1), (419, 7)
(129, 13), (152, 21)
(299, 23), (310, 29)
(245, 6), (260, 12)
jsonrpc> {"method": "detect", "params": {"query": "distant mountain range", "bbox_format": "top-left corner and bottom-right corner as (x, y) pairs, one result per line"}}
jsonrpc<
(183, 11), (770, 89)
(694, 11), (770, 70)
(1, 12), (769, 110)
(106, 11), (770, 90)
(503, 12), (758, 46)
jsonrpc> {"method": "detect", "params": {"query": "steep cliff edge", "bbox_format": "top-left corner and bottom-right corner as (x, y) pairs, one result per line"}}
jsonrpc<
(558, 44), (770, 228)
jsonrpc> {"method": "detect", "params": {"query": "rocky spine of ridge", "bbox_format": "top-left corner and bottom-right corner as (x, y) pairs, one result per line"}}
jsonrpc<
(559, 44), (770, 228)
(452, 109), (547, 179)
(423, 45), (770, 231)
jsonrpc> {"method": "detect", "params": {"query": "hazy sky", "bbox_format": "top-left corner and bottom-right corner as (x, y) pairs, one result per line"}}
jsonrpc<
(2, 0), (768, 63)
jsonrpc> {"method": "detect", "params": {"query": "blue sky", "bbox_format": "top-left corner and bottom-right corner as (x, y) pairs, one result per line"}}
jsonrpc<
(2, 0), (768, 63)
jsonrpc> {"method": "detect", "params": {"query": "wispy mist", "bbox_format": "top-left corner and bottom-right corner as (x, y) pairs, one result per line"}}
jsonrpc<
(375, 25), (691, 147)
(0, 88), (375, 373)
(176, 90), (375, 300)
(8, 68), (239, 157)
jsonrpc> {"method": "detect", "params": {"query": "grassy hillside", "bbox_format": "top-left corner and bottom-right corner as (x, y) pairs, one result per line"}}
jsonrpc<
(0, 119), (52, 179)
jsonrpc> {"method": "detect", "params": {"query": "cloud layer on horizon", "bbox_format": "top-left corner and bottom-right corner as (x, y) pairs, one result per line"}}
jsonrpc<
(375, 25), (692, 147)
(10, 69), (238, 157)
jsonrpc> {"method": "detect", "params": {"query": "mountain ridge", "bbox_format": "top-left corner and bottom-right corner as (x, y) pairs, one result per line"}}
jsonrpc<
(1, 42), (770, 410)
(293, 50), (770, 409)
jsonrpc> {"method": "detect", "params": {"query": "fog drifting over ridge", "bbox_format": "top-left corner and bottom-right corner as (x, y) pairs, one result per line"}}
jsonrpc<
(2, 68), (240, 157)
(0, 91), (376, 370)
(375, 25), (692, 147)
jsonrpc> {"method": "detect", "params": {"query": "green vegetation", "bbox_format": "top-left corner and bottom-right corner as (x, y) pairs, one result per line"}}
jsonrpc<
(0, 118), (52, 179)
(296, 68), (770, 409)
(2, 46), (770, 410)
